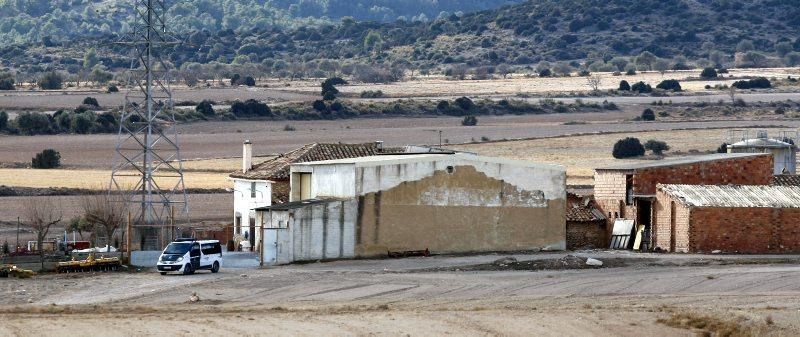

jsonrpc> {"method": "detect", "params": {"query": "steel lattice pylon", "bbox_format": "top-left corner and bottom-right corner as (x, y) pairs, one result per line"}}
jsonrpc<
(110, 0), (188, 250)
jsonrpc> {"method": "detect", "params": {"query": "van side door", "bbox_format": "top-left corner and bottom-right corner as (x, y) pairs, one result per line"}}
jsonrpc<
(190, 243), (201, 270)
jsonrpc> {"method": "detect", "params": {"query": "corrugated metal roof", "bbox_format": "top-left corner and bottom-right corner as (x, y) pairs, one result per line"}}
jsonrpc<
(659, 184), (800, 208)
(729, 138), (794, 149)
(595, 153), (767, 171)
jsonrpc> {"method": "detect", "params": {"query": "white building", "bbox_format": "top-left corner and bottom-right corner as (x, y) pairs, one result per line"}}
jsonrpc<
(255, 153), (567, 265)
(229, 141), (396, 250)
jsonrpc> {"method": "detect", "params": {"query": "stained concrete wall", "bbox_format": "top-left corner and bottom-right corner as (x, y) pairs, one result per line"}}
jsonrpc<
(352, 163), (566, 257)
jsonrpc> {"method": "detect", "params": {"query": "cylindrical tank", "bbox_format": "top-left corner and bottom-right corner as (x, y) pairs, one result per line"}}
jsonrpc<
(728, 134), (797, 174)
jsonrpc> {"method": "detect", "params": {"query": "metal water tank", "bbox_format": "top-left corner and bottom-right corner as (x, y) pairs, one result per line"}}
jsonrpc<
(728, 134), (797, 174)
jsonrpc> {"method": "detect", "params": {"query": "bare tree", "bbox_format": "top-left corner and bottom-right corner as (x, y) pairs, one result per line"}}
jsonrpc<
(80, 193), (128, 252)
(22, 197), (62, 269)
(728, 85), (736, 104)
(586, 74), (603, 92)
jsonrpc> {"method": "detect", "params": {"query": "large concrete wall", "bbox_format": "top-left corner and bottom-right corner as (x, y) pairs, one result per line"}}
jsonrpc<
(353, 164), (566, 256)
(262, 200), (357, 265)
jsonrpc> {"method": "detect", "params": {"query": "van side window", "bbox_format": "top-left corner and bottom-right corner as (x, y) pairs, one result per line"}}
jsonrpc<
(201, 243), (221, 255)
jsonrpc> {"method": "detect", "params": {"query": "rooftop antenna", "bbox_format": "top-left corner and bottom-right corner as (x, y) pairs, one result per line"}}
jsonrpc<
(110, 0), (188, 250)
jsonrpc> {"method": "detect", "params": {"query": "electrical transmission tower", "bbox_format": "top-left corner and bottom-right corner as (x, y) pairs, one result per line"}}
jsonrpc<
(110, 0), (188, 250)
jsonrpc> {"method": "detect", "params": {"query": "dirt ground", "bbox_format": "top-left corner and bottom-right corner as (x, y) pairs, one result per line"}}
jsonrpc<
(0, 251), (798, 336)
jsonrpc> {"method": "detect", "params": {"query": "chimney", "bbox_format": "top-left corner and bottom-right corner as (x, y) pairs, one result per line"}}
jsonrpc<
(243, 140), (252, 173)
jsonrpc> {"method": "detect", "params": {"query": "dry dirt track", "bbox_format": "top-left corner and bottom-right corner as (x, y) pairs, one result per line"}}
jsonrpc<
(0, 252), (798, 336)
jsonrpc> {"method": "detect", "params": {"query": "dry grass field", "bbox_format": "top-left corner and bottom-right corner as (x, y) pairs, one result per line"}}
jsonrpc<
(450, 127), (790, 185)
(0, 169), (229, 190)
(274, 68), (800, 98)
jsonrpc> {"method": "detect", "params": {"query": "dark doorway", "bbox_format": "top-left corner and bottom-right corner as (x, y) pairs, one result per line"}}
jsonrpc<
(636, 199), (652, 250)
(249, 217), (256, 248)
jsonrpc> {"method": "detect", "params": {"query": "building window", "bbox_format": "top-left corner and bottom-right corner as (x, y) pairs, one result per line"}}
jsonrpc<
(625, 175), (633, 205)
(251, 182), (257, 198)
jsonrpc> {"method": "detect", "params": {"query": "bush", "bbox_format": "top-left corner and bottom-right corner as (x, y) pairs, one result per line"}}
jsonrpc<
(330, 101), (344, 112)
(538, 69), (552, 77)
(454, 97), (475, 110)
(732, 77), (771, 89)
(619, 80), (631, 91)
(242, 76), (256, 86)
(322, 92), (337, 101)
(644, 139), (670, 155)
(631, 81), (653, 93)
(716, 142), (729, 153)
(656, 79), (682, 91)
(195, 100), (215, 116)
(283, 124), (296, 131)
(625, 69), (636, 75)
(82, 97), (99, 107)
(360, 90), (384, 98)
(461, 115), (478, 126)
(107, 85), (119, 93)
(15, 112), (52, 135)
(32, 149), (61, 169)
(0, 111), (7, 131)
(312, 100), (327, 111)
(641, 108), (656, 121)
(230, 73), (241, 85)
(38, 71), (64, 90)
(70, 113), (94, 134)
(612, 137), (645, 159)
(0, 72), (15, 90)
(700, 67), (718, 79)
(230, 99), (271, 117)
(437, 100), (450, 111)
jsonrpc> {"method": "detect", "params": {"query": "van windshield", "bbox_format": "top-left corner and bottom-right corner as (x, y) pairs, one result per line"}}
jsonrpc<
(163, 242), (192, 255)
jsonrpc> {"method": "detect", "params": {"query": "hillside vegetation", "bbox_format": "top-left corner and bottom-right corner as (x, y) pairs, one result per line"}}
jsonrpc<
(2, 0), (800, 85)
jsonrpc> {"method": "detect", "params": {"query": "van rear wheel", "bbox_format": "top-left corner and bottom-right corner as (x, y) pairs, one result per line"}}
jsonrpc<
(160, 272), (167, 275)
(211, 261), (220, 273)
(183, 264), (193, 275)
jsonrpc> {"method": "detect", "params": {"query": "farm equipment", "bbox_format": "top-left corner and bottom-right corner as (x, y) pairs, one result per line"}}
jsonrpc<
(56, 253), (121, 273)
(0, 264), (36, 279)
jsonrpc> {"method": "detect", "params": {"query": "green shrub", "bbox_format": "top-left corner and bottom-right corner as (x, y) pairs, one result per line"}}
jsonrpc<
(455, 97), (474, 110)
(0, 111), (7, 131)
(283, 124), (296, 131)
(656, 79), (682, 91)
(538, 69), (552, 77)
(15, 112), (52, 135)
(107, 85), (119, 93)
(612, 137), (645, 159)
(644, 139), (670, 155)
(700, 67), (718, 79)
(312, 100), (327, 111)
(619, 80), (631, 91)
(437, 100), (450, 110)
(38, 71), (64, 90)
(0, 72), (15, 90)
(195, 100), (215, 116)
(82, 97), (99, 107)
(461, 115), (478, 126)
(32, 149), (61, 169)
(230, 99), (272, 117)
(732, 77), (771, 89)
(631, 81), (652, 93)
(642, 108), (656, 122)
(716, 142), (729, 153)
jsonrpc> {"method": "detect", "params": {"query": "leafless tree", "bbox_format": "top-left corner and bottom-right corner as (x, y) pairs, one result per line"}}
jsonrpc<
(81, 193), (128, 252)
(22, 197), (62, 269)
(728, 85), (736, 104)
(586, 74), (603, 92)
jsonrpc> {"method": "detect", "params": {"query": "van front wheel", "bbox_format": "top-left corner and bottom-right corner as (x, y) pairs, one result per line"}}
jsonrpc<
(211, 261), (220, 273)
(160, 272), (167, 275)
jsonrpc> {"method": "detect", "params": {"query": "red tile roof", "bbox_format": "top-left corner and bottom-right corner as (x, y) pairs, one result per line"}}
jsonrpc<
(774, 174), (800, 187)
(567, 193), (606, 222)
(230, 143), (398, 181)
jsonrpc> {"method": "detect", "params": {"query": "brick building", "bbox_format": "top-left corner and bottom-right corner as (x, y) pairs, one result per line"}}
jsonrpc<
(655, 184), (800, 253)
(566, 192), (607, 249)
(594, 153), (774, 249)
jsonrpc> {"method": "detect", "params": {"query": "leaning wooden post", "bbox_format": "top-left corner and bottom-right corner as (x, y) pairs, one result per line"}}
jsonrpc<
(126, 211), (132, 266)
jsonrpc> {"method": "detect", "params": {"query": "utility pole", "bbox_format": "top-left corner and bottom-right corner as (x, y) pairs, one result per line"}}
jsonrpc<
(110, 0), (188, 251)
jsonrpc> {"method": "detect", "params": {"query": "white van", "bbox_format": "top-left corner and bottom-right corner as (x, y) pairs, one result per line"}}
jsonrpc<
(157, 239), (222, 275)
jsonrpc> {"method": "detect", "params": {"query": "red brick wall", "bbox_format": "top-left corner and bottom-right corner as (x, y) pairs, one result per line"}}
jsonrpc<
(566, 221), (607, 249)
(688, 207), (800, 253)
(633, 155), (773, 195)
